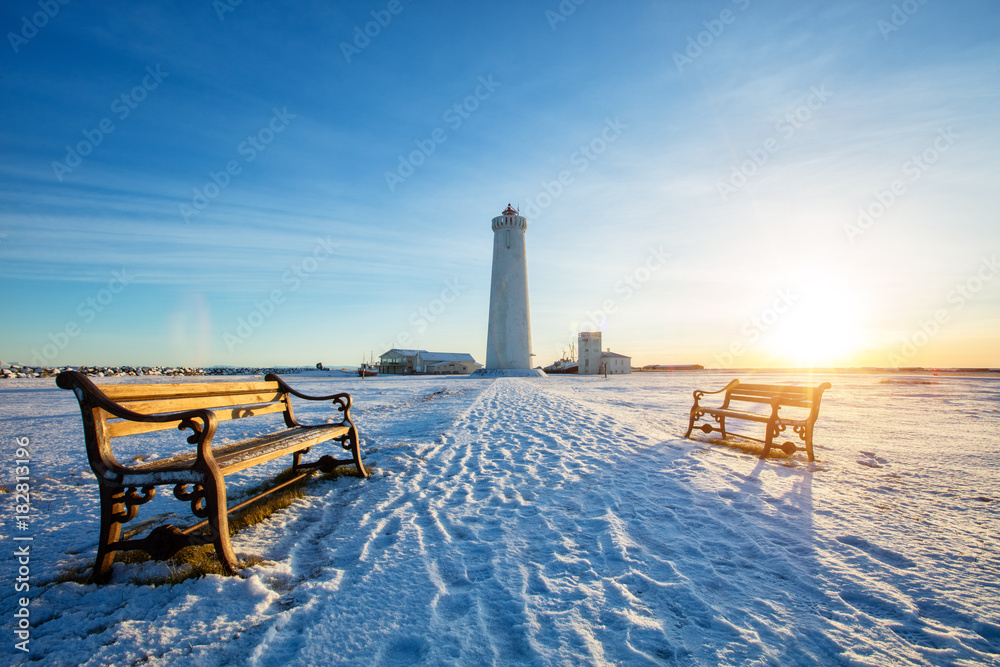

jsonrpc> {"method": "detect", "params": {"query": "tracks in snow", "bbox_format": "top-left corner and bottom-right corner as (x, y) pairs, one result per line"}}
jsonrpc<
(241, 378), (999, 666)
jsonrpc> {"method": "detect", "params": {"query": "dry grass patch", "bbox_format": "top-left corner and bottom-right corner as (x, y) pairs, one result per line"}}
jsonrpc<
(59, 464), (372, 587)
(690, 433), (794, 459)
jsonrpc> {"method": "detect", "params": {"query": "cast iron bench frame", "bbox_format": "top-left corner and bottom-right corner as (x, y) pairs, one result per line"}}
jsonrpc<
(684, 379), (831, 461)
(57, 370), (367, 582)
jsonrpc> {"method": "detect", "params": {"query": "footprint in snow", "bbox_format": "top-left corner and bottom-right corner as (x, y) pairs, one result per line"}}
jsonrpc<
(857, 451), (889, 468)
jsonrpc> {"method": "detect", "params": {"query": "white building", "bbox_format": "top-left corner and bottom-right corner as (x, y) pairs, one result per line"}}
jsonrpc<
(578, 331), (603, 375)
(600, 351), (632, 374)
(378, 349), (422, 374)
(472, 204), (545, 378)
(414, 351), (482, 375)
(380, 349), (482, 375)
(578, 331), (631, 375)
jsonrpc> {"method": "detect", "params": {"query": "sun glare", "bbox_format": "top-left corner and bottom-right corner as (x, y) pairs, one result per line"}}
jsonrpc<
(764, 278), (867, 368)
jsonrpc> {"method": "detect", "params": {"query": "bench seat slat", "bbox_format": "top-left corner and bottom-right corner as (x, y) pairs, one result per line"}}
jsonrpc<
(731, 384), (817, 394)
(131, 424), (350, 476)
(702, 408), (809, 426)
(102, 401), (288, 438)
(736, 382), (818, 392)
(701, 408), (772, 423)
(117, 391), (286, 415)
(731, 388), (816, 398)
(726, 394), (780, 405)
(728, 394), (814, 409)
(97, 381), (279, 401)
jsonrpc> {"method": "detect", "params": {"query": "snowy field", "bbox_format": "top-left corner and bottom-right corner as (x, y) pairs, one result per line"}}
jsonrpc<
(1, 370), (998, 666)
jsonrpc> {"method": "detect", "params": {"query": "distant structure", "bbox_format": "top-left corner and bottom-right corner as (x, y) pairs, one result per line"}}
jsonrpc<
(414, 351), (482, 375)
(543, 359), (578, 374)
(578, 331), (632, 375)
(544, 341), (578, 374)
(640, 364), (704, 371)
(471, 204), (546, 378)
(378, 349), (421, 374)
(578, 332), (603, 375)
(601, 350), (632, 374)
(378, 349), (482, 375)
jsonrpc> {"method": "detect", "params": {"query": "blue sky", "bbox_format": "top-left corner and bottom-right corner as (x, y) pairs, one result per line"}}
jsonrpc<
(1, 0), (998, 369)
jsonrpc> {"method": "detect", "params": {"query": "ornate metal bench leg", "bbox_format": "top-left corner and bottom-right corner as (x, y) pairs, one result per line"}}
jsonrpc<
(760, 420), (776, 459)
(804, 423), (815, 462)
(95, 485), (125, 583)
(348, 424), (367, 478)
(684, 410), (697, 438)
(719, 416), (726, 438)
(202, 474), (238, 575)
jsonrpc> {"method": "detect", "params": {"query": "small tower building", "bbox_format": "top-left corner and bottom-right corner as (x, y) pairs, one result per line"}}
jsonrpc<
(578, 332), (633, 375)
(578, 331), (603, 375)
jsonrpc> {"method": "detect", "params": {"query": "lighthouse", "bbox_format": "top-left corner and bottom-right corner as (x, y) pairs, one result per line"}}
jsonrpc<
(472, 204), (546, 378)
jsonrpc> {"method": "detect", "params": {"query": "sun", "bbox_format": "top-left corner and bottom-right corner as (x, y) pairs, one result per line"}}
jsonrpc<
(764, 278), (868, 368)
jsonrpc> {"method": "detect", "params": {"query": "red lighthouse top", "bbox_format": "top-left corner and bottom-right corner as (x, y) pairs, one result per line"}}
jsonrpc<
(502, 204), (518, 215)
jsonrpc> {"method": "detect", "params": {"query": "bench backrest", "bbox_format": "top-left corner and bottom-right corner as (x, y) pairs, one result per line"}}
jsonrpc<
(94, 380), (294, 438)
(57, 370), (298, 476)
(723, 381), (831, 416)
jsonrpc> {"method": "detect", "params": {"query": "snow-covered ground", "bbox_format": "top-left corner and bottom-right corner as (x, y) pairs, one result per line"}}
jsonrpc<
(2, 371), (998, 665)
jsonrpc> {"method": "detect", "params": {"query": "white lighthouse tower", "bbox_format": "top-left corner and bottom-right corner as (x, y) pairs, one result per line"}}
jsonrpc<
(472, 204), (546, 378)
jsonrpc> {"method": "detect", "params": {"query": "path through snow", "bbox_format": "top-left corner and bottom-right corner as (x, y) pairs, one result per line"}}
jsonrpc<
(2, 372), (998, 665)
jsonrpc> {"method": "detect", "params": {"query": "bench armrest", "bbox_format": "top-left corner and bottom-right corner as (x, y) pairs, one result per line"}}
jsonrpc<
(264, 373), (350, 402)
(57, 370), (220, 470)
(692, 379), (740, 407)
(265, 373), (354, 423)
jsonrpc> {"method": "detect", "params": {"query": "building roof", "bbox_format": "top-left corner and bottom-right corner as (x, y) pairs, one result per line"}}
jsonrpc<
(601, 351), (631, 359)
(380, 349), (422, 360)
(417, 351), (477, 363)
(502, 203), (517, 215)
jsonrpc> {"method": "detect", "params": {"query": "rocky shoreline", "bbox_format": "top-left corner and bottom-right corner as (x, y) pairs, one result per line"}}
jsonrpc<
(0, 363), (321, 380)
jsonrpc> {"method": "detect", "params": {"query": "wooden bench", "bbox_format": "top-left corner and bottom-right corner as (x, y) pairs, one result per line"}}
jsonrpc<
(684, 379), (831, 461)
(57, 370), (367, 582)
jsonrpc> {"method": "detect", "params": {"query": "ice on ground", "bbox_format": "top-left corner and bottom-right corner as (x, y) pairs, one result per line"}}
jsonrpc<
(1, 371), (998, 665)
